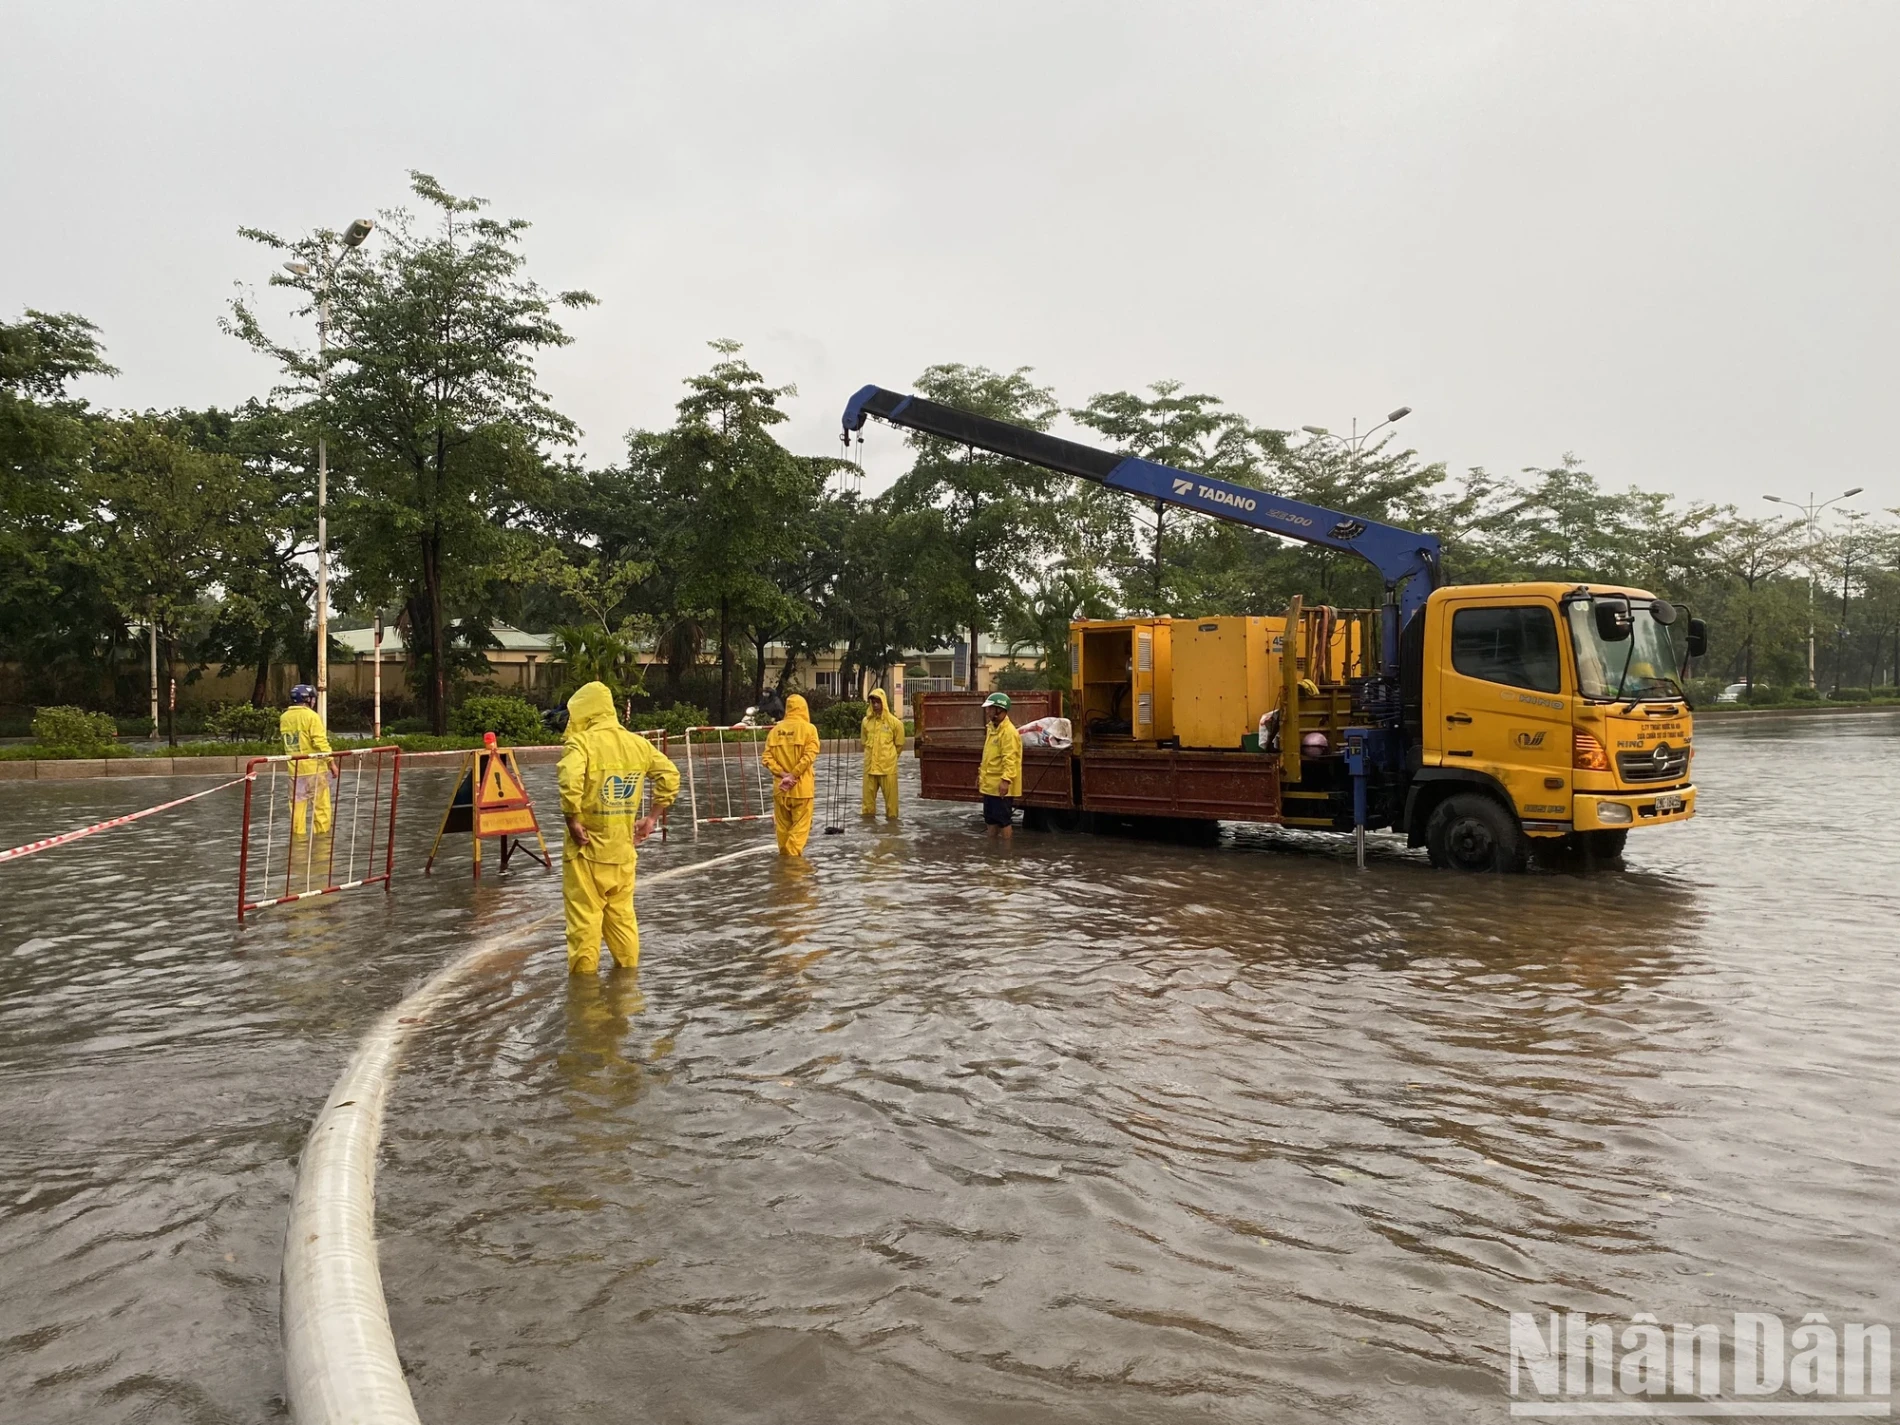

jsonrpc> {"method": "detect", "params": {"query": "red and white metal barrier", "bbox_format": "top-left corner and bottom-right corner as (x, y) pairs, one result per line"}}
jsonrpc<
(681, 723), (774, 839)
(0, 774), (250, 865)
(238, 746), (401, 922)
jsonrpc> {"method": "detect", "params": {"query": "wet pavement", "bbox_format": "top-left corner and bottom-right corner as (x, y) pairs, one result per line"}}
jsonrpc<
(1, 715), (1896, 1423)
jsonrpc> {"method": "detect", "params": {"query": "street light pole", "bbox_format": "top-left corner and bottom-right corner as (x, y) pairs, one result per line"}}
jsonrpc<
(314, 270), (331, 727)
(1835, 510), (1866, 696)
(1763, 486), (1862, 689)
(1301, 408), (1412, 600)
(1301, 405), (1414, 471)
(287, 218), (372, 731)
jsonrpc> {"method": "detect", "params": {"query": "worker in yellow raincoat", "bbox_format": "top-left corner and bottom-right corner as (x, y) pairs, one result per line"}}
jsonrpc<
(558, 681), (680, 974)
(977, 691), (1022, 840)
(763, 693), (820, 855)
(280, 684), (334, 836)
(859, 688), (904, 819)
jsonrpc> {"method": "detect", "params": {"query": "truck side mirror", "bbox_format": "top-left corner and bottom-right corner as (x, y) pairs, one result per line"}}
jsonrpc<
(1685, 618), (1709, 659)
(1593, 598), (1631, 642)
(1649, 599), (1678, 626)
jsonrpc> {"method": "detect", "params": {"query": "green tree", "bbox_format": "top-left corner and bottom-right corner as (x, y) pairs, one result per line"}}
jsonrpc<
(228, 172), (595, 732)
(85, 417), (251, 741)
(631, 342), (819, 722)
(0, 310), (121, 698)
(1070, 380), (1272, 613)
(167, 402), (318, 703)
(1706, 514), (1805, 688)
(887, 364), (1060, 689)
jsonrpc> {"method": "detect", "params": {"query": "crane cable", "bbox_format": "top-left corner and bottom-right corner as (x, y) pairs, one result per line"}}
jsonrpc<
(820, 721), (850, 835)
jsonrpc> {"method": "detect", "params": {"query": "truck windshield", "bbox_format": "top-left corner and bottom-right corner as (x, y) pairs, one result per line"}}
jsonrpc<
(1565, 600), (1683, 701)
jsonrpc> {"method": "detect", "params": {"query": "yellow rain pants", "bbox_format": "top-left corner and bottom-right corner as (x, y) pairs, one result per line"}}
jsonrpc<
(861, 771), (898, 818)
(775, 796), (813, 856)
(563, 855), (640, 974)
(288, 774), (333, 837)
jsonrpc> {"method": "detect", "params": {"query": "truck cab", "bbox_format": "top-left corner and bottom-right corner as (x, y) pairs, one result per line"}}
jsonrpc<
(1406, 582), (1698, 868)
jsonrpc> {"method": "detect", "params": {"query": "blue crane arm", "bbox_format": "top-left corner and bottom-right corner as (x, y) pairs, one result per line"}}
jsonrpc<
(843, 384), (1443, 634)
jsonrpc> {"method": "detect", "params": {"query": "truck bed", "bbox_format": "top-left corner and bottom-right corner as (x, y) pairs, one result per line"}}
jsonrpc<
(914, 692), (1282, 823)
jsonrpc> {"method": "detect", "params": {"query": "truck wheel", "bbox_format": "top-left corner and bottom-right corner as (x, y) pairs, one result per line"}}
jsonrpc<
(1573, 828), (1628, 862)
(1531, 828), (1630, 869)
(1425, 793), (1528, 873)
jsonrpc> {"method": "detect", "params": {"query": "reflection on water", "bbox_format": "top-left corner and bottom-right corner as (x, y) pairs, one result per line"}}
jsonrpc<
(1, 716), (1898, 1423)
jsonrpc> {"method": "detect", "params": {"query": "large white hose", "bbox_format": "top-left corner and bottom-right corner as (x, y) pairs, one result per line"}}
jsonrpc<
(281, 842), (778, 1424)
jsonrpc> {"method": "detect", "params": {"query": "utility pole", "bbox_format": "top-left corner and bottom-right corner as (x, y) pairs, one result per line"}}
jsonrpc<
(148, 617), (159, 739)
(1763, 486), (1862, 689)
(1834, 511), (1865, 695)
(283, 217), (374, 729)
(372, 611), (383, 741)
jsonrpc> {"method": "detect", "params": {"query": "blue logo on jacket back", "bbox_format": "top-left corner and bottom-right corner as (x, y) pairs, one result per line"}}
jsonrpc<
(599, 774), (642, 812)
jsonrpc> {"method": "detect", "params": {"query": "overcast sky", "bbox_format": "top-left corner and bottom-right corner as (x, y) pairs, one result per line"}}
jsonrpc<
(6, 1), (1896, 519)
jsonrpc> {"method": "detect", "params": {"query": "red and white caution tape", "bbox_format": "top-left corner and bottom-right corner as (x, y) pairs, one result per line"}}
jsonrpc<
(0, 775), (250, 865)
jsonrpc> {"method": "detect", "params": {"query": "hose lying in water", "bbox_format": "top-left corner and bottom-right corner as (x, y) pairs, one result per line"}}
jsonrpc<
(281, 840), (779, 1425)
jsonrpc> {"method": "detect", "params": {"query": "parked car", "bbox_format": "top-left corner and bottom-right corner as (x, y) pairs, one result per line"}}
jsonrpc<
(1715, 682), (1750, 704)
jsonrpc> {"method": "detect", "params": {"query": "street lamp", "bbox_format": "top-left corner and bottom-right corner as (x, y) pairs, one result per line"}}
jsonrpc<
(1762, 486), (1863, 689)
(1299, 407), (1413, 610)
(1302, 406), (1414, 470)
(285, 216), (374, 728)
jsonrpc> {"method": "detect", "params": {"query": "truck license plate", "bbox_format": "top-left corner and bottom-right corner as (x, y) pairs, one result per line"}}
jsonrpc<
(1655, 792), (1684, 813)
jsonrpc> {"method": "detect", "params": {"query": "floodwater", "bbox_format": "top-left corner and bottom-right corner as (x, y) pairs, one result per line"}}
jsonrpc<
(1, 716), (1896, 1423)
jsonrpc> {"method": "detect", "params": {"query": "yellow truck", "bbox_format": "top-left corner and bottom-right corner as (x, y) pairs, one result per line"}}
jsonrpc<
(848, 385), (1705, 870)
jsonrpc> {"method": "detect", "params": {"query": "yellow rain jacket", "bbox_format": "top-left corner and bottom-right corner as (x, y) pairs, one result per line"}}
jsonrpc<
(558, 682), (680, 866)
(978, 713), (1023, 797)
(558, 682), (680, 974)
(860, 691), (905, 776)
(280, 702), (334, 836)
(762, 694), (820, 800)
(279, 703), (332, 774)
(765, 694), (821, 855)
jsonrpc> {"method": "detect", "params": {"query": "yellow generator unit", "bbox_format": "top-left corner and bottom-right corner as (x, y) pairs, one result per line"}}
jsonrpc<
(1070, 618), (1173, 744)
(1171, 616), (1285, 750)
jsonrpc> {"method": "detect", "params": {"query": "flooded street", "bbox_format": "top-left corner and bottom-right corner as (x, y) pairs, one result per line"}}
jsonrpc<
(2, 715), (1897, 1423)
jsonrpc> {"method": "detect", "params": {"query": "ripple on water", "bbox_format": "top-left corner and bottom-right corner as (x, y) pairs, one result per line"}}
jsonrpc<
(2, 724), (1898, 1422)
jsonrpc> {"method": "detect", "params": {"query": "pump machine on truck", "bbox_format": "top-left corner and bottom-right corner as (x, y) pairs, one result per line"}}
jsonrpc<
(842, 384), (1708, 871)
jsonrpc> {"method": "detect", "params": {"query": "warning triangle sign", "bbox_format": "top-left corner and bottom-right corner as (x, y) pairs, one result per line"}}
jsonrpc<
(478, 751), (530, 809)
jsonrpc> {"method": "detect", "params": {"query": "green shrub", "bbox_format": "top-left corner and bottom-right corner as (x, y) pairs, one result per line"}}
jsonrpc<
(1790, 685), (1821, 701)
(817, 700), (868, 739)
(635, 703), (711, 738)
(167, 739), (283, 757)
(206, 702), (282, 742)
(389, 733), (489, 753)
(1830, 687), (1872, 703)
(449, 694), (545, 744)
(1685, 676), (1727, 705)
(1745, 683), (1782, 704)
(31, 705), (119, 755)
(387, 716), (431, 734)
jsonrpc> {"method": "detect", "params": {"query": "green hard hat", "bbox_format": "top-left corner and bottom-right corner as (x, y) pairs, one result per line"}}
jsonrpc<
(983, 692), (1010, 709)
